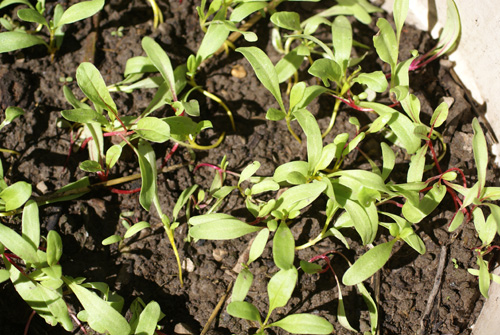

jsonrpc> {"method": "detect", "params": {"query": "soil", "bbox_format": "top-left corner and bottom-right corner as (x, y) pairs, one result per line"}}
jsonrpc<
(0, 1), (497, 335)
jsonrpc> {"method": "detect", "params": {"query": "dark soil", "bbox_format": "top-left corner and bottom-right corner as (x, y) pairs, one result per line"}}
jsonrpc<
(0, 1), (496, 334)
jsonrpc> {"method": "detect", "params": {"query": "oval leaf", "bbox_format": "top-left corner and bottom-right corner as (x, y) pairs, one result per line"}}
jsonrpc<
(136, 117), (170, 143)
(57, 0), (104, 27)
(271, 314), (333, 334)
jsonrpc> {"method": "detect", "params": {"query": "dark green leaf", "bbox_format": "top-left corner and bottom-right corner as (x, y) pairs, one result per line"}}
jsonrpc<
(17, 8), (47, 26)
(79, 160), (103, 172)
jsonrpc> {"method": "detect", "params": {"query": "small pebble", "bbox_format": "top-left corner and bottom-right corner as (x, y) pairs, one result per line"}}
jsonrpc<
(213, 248), (228, 262)
(182, 258), (195, 272)
(231, 64), (247, 78)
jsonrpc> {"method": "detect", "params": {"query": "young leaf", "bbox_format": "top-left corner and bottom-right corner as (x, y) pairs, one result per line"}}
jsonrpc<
(308, 58), (341, 86)
(267, 268), (298, 312)
(105, 145), (122, 170)
(0, 181), (32, 211)
(380, 142), (395, 180)
(0, 222), (39, 264)
(473, 208), (496, 247)
(300, 260), (323, 274)
(197, 13), (230, 62)
(472, 118), (487, 195)
(237, 47), (285, 112)
(276, 48), (305, 83)
(294, 109), (322, 172)
(343, 239), (396, 286)
(352, 71), (388, 93)
(65, 279), (131, 335)
(0, 31), (46, 53)
(274, 182), (326, 214)
(239, 161), (261, 187)
(270, 314), (333, 334)
(47, 230), (63, 267)
(134, 301), (161, 335)
(22, 200), (40, 251)
(76, 62), (117, 117)
(79, 160), (103, 172)
(478, 257), (490, 298)
(407, 144), (428, 183)
(232, 268), (254, 302)
(173, 185), (198, 221)
(227, 301), (261, 322)
(189, 216), (261, 240)
(448, 210), (465, 232)
(61, 108), (108, 125)
(102, 235), (122, 245)
(373, 18), (398, 69)
(124, 221), (150, 239)
(402, 183), (447, 223)
(393, 0), (409, 43)
(56, 0), (104, 27)
(273, 222), (295, 270)
(248, 228), (270, 265)
(273, 161), (309, 184)
(430, 101), (449, 128)
(230, 2), (267, 22)
(271, 11), (301, 31)
(142, 36), (178, 101)
(136, 140), (156, 211)
(331, 15), (352, 73)
(431, 0), (461, 56)
(136, 117), (170, 143)
(17, 8), (48, 26)
(344, 199), (377, 245)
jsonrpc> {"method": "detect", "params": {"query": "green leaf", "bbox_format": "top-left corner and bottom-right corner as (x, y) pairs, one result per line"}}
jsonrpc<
(478, 257), (490, 298)
(373, 18), (398, 69)
(407, 144), (428, 183)
(227, 301), (261, 322)
(344, 199), (377, 245)
(189, 215), (261, 240)
(332, 169), (389, 193)
(343, 239), (396, 286)
(56, 0), (104, 27)
(300, 260), (323, 274)
(79, 160), (103, 172)
(289, 82), (306, 111)
(276, 48), (305, 83)
(142, 36), (178, 101)
(271, 11), (301, 31)
(47, 230), (63, 267)
(134, 301), (161, 335)
(448, 210), (465, 232)
(197, 13), (230, 62)
(248, 228), (269, 265)
(266, 107), (286, 121)
(76, 62), (117, 118)
(22, 200), (39, 251)
(4, 106), (24, 124)
(431, 101), (449, 128)
(294, 109), (322, 172)
(402, 183), (447, 223)
(0, 222), (38, 264)
(431, 0), (461, 56)
(237, 47), (285, 112)
(0, 269), (9, 283)
(275, 182), (326, 214)
(353, 71), (388, 93)
(0, 181), (31, 211)
(472, 118), (487, 194)
(273, 161), (308, 184)
(17, 8), (48, 26)
(136, 117), (170, 143)
(65, 279), (131, 335)
(273, 222), (295, 270)
(173, 185), (198, 221)
(102, 235), (122, 245)
(230, 2), (267, 22)
(251, 179), (280, 195)
(473, 208), (496, 247)
(308, 58), (341, 86)
(393, 0), (409, 43)
(268, 268), (298, 312)
(0, 31), (46, 53)
(332, 15), (352, 73)
(380, 142), (395, 180)
(232, 268), (254, 302)
(0, 0), (34, 10)
(61, 108), (108, 125)
(136, 140), (156, 211)
(239, 161), (260, 187)
(357, 281), (378, 333)
(105, 145), (122, 170)
(400, 93), (421, 123)
(124, 221), (150, 239)
(271, 314), (333, 334)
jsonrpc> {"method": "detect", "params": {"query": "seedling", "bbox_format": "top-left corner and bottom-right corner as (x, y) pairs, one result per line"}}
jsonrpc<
(0, 0), (104, 57)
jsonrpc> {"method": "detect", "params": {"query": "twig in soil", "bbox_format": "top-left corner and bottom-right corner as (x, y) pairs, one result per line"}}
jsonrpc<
(418, 245), (448, 335)
(200, 281), (234, 335)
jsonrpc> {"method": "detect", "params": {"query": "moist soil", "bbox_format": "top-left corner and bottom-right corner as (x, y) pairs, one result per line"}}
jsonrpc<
(0, 1), (497, 334)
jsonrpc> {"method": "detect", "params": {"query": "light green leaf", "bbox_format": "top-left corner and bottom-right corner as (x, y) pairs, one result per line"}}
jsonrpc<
(407, 144), (428, 183)
(308, 58), (341, 86)
(344, 199), (377, 245)
(136, 140), (156, 211)
(268, 268), (298, 312)
(332, 15), (352, 73)
(332, 169), (389, 193)
(271, 314), (333, 334)
(352, 71), (388, 93)
(393, 0), (409, 43)
(17, 8), (48, 26)
(431, 0), (461, 56)
(237, 47), (285, 112)
(0, 31), (46, 53)
(273, 161), (308, 184)
(124, 221), (150, 239)
(431, 101), (449, 128)
(102, 235), (122, 245)
(76, 62), (117, 117)
(266, 107), (286, 121)
(0, 269), (9, 283)
(134, 301), (161, 335)
(271, 11), (301, 31)
(373, 18), (398, 69)
(448, 210), (465, 232)
(232, 268), (254, 302)
(273, 222), (295, 270)
(136, 117), (170, 143)
(380, 142), (395, 180)
(142, 36), (177, 101)
(343, 239), (396, 286)
(22, 200), (39, 251)
(197, 13), (230, 62)
(66, 279), (131, 335)
(473, 208), (496, 247)
(239, 161), (261, 187)
(57, 0), (104, 27)
(0, 222), (38, 264)
(248, 228), (269, 265)
(402, 183), (447, 223)
(61, 108), (108, 125)
(472, 118), (487, 194)
(47, 230), (63, 267)
(79, 160), (103, 172)
(227, 301), (261, 322)
(400, 93), (421, 123)
(230, 2), (267, 22)
(478, 257), (490, 298)
(189, 216), (261, 240)
(294, 109), (322, 172)
(289, 82), (306, 111)
(0, 181), (31, 211)
(300, 260), (323, 274)
(105, 145), (122, 170)
(173, 185), (198, 221)
(275, 182), (326, 214)
(276, 48), (305, 83)
(357, 281), (378, 333)
(0, 0), (34, 10)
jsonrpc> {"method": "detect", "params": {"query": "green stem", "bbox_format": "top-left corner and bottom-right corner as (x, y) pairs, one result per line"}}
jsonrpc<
(321, 98), (341, 138)
(286, 115), (301, 144)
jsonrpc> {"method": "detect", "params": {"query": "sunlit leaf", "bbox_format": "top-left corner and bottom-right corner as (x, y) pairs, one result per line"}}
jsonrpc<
(271, 314), (333, 334)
